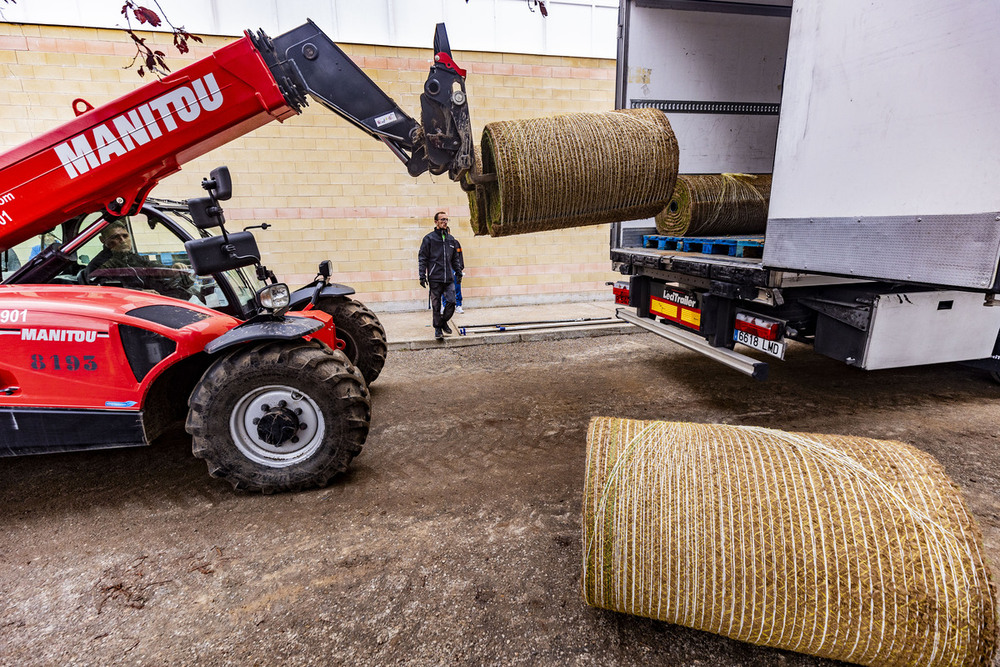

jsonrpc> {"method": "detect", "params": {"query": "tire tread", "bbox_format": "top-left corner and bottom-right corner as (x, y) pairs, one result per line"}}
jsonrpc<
(318, 297), (388, 384)
(186, 340), (370, 493)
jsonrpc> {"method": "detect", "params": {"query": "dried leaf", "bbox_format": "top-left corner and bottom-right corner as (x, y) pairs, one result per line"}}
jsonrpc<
(132, 5), (161, 27)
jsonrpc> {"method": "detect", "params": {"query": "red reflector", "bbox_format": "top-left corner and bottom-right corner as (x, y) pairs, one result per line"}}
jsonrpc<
(734, 313), (780, 340)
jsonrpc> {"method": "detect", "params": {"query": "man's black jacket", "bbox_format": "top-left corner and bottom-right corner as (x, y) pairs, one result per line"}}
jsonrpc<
(418, 228), (462, 284)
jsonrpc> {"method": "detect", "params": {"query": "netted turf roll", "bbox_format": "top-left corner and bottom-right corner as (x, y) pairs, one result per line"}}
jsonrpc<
(467, 184), (489, 237)
(464, 149), (489, 237)
(479, 109), (679, 237)
(654, 173), (771, 237)
(582, 417), (997, 667)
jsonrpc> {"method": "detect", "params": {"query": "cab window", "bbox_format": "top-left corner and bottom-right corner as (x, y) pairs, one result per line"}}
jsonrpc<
(1, 230), (64, 281)
(4, 208), (260, 316)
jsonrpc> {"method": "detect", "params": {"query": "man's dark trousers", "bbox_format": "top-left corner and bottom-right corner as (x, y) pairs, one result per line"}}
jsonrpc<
(429, 281), (456, 329)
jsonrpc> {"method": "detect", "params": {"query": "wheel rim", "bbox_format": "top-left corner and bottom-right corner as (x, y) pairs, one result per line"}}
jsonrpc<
(337, 329), (358, 366)
(230, 384), (326, 467)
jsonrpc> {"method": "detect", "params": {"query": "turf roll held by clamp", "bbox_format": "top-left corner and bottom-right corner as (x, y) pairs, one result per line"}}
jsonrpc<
(655, 173), (771, 237)
(464, 149), (490, 237)
(582, 417), (997, 666)
(477, 109), (679, 237)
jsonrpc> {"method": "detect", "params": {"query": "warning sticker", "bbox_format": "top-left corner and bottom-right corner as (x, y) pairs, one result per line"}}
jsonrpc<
(374, 112), (398, 128)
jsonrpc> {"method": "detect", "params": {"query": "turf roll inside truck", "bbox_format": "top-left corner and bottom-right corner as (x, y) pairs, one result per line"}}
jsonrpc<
(612, 0), (1000, 381)
(0, 21), (473, 491)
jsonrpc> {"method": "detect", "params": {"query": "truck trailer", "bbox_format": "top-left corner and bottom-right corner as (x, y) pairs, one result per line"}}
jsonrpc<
(612, 0), (1000, 381)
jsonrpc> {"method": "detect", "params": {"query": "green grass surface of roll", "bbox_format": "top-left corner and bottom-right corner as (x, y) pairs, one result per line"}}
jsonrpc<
(463, 150), (489, 237)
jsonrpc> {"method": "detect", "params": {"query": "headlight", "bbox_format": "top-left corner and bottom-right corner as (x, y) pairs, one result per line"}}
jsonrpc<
(257, 283), (290, 310)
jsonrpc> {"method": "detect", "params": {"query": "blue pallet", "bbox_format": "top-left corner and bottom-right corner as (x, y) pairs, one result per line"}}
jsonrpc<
(642, 234), (682, 250)
(643, 234), (765, 258)
(734, 238), (765, 258)
(680, 237), (738, 256)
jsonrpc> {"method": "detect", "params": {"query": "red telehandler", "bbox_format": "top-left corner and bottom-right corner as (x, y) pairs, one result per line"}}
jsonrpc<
(0, 20), (473, 492)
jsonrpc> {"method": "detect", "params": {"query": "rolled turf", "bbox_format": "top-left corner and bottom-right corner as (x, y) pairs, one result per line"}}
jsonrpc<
(477, 109), (679, 237)
(583, 416), (998, 666)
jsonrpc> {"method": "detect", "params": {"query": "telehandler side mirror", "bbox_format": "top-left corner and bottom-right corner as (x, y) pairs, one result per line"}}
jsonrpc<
(204, 166), (232, 201)
(184, 231), (261, 276)
(187, 196), (226, 230)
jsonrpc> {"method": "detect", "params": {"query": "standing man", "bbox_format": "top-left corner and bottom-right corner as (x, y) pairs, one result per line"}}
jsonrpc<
(418, 211), (463, 340)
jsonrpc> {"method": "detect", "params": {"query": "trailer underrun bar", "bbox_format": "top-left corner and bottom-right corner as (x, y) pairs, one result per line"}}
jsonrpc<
(615, 307), (768, 380)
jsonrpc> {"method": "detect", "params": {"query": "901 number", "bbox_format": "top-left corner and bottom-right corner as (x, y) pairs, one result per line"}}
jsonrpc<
(30, 355), (98, 372)
(0, 309), (28, 324)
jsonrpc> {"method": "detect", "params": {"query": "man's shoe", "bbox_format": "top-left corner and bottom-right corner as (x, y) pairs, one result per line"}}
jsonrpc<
(455, 306), (464, 314)
(434, 328), (444, 340)
(441, 323), (453, 335)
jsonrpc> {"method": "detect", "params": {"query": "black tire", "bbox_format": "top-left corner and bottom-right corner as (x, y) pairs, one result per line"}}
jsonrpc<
(185, 340), (370, 493)
(316, 297), (387, 385)
(991, 370), (1000, 385)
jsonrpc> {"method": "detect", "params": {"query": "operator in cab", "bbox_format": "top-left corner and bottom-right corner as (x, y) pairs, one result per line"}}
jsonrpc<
(83, 221), (194, 300)
(87, 222), (154, 271)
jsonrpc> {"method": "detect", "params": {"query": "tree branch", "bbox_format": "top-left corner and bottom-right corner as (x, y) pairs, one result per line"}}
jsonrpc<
(120, 0), (202, 77)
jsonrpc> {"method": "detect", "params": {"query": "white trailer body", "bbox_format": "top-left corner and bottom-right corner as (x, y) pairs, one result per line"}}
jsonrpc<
(765, 0), (1000, 290)
(611, 0), (1000, 380)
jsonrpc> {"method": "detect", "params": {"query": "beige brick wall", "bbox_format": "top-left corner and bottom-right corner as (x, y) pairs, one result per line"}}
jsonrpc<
(0, 24), (623, 310)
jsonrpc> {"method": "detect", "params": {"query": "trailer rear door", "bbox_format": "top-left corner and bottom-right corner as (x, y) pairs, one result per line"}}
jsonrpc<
(764, 0), (1000, 291)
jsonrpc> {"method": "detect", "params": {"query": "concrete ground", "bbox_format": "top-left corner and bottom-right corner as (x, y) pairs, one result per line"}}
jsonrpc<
(1, 308), (998, 666)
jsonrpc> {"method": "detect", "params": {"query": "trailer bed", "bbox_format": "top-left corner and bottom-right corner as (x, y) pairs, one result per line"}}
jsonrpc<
(613, 225), (860, 296)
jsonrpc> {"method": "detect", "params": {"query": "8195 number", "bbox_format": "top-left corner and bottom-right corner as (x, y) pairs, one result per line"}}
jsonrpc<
(30, 355), (98, 371)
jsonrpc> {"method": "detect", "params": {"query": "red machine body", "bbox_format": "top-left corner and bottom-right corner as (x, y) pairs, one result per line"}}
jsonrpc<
(0, 281), (338, 454)
(0, 20), (472, 253)
(0, 283), (338, 407)
(0, 285), (238, 409)
(0, 36), (295, 249)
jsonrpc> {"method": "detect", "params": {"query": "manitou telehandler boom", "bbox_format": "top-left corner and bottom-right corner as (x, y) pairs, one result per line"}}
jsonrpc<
(0, 20), (473, 493)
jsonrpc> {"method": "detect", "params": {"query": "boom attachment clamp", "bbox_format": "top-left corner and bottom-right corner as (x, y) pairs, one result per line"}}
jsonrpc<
(251, 20), (473, 182)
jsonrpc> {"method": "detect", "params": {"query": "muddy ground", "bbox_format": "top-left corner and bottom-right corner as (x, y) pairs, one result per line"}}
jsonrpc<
(1, 333), (999, 666)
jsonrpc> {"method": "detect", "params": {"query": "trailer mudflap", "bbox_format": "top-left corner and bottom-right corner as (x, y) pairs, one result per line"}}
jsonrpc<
(616, 307), (768, 380)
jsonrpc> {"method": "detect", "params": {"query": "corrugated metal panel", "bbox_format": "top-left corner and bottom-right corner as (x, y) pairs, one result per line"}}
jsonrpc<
(766, 0), (1000, 288)
(763, 214), (1000, 289)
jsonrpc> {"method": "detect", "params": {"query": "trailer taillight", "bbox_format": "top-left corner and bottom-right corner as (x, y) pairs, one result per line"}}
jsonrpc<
(734, 313), (780, 341)
(612, 281), (630, 305)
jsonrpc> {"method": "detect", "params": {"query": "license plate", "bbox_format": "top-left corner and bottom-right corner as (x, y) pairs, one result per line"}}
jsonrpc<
(734, 329), (786, 360)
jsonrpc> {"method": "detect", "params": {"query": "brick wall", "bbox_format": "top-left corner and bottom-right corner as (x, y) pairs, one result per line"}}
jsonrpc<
(0, 24), (622, 310)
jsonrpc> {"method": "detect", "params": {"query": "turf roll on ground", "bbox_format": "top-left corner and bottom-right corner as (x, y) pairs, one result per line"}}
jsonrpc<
(582, 417), (997, 667)
(655, 173), (771, 237)
(479, 109), (678, 237)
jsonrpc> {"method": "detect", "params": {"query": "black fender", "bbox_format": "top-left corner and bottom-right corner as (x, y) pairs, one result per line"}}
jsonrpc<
(204, 315), (323, 355)
(288, 283), (356, 310)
